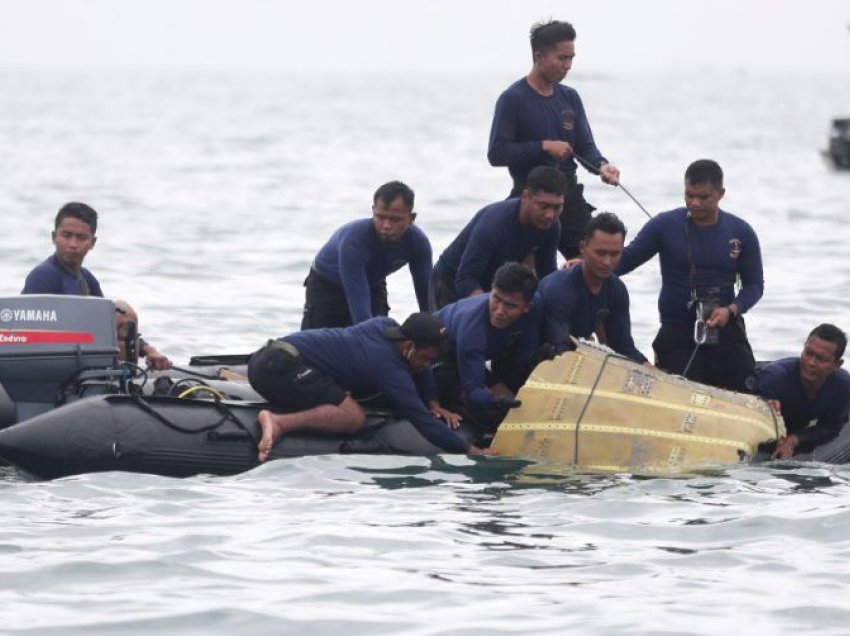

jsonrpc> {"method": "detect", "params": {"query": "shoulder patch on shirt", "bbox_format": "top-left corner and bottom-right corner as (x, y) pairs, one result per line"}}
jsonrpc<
(728, 238), (742, 259)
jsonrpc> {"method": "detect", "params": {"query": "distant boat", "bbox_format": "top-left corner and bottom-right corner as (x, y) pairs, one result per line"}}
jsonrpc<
(825, 118), (850, 169)
(824, 26), (850, 169)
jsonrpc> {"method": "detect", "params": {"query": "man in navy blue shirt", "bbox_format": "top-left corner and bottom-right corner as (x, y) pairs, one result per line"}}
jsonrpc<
(23, 202), (103, 297)
(488, 20), (620, 260)
(754, 324), (849, 459)
(537, 212), (647, 363)
(429, 166), (564, 310)
(248, 312), (490, 461)
(22, 202), (171, 370)
(616, 159), (763, 392)
(433, 263), (540, 430)
(302, 181), (432, 329)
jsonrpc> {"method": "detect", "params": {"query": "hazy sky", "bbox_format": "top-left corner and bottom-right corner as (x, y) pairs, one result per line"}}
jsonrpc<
(1, 0), (849, 75)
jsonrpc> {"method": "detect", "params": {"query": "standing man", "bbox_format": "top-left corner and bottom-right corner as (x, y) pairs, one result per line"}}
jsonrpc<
(302, 181), (432, 329)
(22, 202), (171, 370)
(488, 19), (620, 260)
(615, 159), (763, 392)
(753, 324), (849, 459)
(537, 212), (647, 363)
(433, 263), (540, 425)
(248, 313), (490, 461)
(429, 166), (564, 309)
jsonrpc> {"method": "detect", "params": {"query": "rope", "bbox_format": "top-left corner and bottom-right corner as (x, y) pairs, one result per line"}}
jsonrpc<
(127, 393), (255, 439)
(572, 153), (653, 220)
(680, 343), (702, 381)
(572, 351), (615, 465)
(177, 385), (226, 400)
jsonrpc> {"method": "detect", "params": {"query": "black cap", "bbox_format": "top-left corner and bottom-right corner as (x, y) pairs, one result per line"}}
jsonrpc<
(384, 313), (448, 348)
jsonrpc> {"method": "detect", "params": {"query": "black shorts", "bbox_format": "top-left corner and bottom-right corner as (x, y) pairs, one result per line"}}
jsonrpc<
(428, 269), (458, 311)
(556, 182), (594, 260)
(247, 340), (347, 412)
(301, 268), (389, 330)
(652, 317), (755, 393)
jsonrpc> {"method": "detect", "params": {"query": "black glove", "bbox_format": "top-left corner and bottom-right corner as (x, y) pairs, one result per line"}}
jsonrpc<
(492, 396), (522, 409)
(535, 343), (556, 362)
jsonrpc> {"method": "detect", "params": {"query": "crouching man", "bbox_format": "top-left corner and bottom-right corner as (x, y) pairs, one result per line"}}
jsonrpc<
(753, 324), (849, 459)
(432, 262), (541, 430)
(248, 313), (492, 462)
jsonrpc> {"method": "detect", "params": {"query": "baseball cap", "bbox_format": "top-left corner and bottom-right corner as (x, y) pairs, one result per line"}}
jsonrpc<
(384, 313), (448, 348)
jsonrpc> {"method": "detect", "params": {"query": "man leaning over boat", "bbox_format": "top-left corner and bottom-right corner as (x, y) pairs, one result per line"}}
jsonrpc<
(248, 312), (493, 462)
(428, 166), (563, 310)
(753, 324), (849, 459)
(301, 181), (432, 329)
(536, 212), (649, 364)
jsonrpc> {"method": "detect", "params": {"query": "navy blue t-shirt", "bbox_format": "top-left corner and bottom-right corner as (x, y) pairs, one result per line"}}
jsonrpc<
(537, 265), (647, 363)
(616, 208), (763, 326)
(22, 254), (104, 297)
(488, 78), (608, 185)
(282, 317), (468, 452)
(313, 219), (432, 324)
(435, 294), (541, 410)
(753, 357), (850, 452)
(433, 198), (559, 298)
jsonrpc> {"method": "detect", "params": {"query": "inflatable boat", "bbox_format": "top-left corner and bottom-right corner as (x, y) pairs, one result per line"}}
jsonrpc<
(0, 393), (453, 480)
(0, 294), (472, 479)
(1, 294), (847, 479)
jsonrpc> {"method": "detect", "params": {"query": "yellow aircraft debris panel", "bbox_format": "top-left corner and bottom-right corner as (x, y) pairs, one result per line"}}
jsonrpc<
(491, 340), (785, 475)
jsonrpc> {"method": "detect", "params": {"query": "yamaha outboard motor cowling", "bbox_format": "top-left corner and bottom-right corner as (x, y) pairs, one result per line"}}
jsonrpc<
(0, 295), (120, 427)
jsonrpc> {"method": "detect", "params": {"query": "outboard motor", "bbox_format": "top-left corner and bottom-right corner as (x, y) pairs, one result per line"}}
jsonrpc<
(0, 382), (15, 429)
(0, 295), (120, 427)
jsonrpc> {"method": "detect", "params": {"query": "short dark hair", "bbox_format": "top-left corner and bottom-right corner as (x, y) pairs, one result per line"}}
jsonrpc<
(530, 20), (576, 54)
(685, 159), (724, 189)
(55, 202), (98, 235)
(586, 212), (627, 241)
(808, 323), (847, 359)
(525, 166), (568, 197)
(373, 181), (414, 211)
(492, 262), (538, 302)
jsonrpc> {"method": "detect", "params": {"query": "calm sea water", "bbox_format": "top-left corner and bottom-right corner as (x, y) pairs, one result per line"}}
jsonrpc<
(1, 70), (850, 634)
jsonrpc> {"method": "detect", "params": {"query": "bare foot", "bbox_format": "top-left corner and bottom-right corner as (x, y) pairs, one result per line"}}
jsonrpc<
(257, 409), (280, 462)
(468, 445), (497, 456)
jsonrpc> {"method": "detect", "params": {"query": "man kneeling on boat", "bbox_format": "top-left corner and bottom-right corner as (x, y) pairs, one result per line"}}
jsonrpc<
(753, 324), (849, 459)
(536, 212), (649, 364)
(248, 313), (492, 462)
